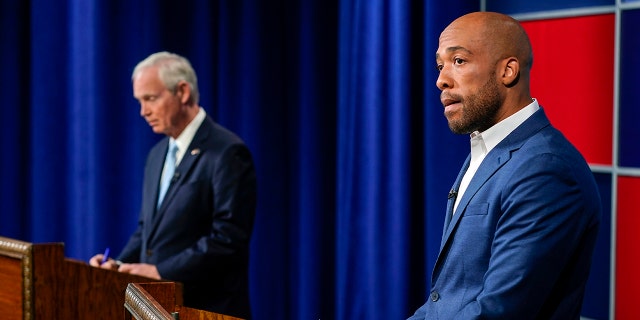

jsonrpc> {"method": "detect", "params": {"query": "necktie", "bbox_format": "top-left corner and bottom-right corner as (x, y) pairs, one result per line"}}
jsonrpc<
(157, 141), (178, 208)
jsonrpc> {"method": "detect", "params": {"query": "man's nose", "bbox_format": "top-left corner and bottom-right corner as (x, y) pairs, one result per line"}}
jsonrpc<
(436, 66), (452, 90)
(139, 103), (149, 117)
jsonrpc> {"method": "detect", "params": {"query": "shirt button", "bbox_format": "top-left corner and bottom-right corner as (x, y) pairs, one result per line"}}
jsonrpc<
(430, 291), (440, 302)
(146, 249), (153, 257)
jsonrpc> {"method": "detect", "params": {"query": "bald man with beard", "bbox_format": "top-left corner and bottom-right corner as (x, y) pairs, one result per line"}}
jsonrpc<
(407, 12), (601, 319)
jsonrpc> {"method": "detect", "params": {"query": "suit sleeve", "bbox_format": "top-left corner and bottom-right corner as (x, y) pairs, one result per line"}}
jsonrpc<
(456, 152), (599, 319)
(117, 217), (144, 263)
(117, 147), (160, 263)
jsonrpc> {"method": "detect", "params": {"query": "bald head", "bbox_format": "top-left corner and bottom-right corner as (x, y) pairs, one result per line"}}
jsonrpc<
(445, 12), (533, 72)
(435, 12), (535, 133)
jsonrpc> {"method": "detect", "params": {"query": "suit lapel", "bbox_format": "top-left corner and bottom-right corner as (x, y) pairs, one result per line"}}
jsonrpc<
(447, 149), (510, 232)
(431, 146), (512, 283)
(147, 119), (211, 241)
(441, 155), (469, 249)
(431, 108), (552, 283)
(147, 141), (168, 221)
(155, 144), (203, 213)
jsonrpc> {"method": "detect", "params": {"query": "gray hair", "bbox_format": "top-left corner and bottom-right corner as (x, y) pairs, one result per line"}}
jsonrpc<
(132, 51), (200, 104)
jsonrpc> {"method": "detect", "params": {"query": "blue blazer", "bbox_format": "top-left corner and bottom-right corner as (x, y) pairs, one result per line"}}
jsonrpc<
(409, 108), (601, 319)
(118, 116), (257, 319)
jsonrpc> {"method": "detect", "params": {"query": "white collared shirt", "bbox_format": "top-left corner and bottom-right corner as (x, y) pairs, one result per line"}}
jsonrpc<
(453, 99), (540, 213)
(169, 107), (206, 166)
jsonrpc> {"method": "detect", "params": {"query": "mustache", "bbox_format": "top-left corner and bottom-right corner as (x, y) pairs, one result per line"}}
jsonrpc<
(440, 92), (463, 106)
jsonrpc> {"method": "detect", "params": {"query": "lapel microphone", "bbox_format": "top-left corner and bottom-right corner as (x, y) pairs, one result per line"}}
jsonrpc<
(171, 172), (181, 183)
(448, 189), (458, 199)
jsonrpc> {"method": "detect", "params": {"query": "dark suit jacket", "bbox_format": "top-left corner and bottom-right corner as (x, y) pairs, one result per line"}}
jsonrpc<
(409, 108), (601, 319)
(118, 116), (257, 319)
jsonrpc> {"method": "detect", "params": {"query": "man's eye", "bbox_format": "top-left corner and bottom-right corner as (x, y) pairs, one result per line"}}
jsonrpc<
(454, 58), (465, 65)
(436, 64), (443, 71)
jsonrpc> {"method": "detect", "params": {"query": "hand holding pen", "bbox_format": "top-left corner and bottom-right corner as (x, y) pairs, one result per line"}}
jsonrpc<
(89, 247), (121, 270)
(100, 247), (110, 265)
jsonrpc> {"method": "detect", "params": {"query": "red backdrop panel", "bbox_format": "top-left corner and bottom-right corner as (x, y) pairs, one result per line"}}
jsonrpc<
(521, 14), (614, 165)
(616, 176), (640, 319)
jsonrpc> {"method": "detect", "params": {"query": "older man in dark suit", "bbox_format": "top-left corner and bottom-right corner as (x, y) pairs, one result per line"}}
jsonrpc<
(90, 52), (256, 319)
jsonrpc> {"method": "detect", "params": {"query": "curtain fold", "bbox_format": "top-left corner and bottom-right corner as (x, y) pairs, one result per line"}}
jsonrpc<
(0, 0), (31, 239)
(336, 1), (477, 318)
(336, 0), (414, 318)
(422, 0), (479, 299)
(0, 0), (474, 319)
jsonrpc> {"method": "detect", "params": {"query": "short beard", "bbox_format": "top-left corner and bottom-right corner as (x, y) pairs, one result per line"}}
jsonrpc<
(447, 76), (502, 134)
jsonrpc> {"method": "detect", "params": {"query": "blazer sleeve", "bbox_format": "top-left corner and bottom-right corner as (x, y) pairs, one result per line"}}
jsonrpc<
(117, 217), (144, 263)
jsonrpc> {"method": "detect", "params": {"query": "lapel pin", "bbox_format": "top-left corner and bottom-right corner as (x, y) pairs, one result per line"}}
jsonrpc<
(191, 148), (201, 156)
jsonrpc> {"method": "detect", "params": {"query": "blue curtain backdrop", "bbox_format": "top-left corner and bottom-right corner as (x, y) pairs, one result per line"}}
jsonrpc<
(0, 0), (477, 319)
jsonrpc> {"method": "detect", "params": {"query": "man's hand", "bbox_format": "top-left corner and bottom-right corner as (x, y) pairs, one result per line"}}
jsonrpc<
(118, 263), (162, 280)
(88, 254), (119, 271)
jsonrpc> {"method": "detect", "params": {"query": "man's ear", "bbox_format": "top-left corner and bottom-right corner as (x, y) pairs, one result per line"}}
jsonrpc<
(176, 81), (192, 104)
(502, 58), (520, 87)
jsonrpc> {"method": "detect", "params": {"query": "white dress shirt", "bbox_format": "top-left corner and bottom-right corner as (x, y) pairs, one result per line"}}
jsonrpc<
(453, 99), (540, 213)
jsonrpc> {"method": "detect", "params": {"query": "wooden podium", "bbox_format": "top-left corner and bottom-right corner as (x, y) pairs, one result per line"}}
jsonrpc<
(0, 236), (167, 320)
(124, 282), (242, 320)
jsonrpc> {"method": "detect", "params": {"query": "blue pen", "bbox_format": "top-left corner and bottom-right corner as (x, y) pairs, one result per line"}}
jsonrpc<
(101, 247), (110, 265)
